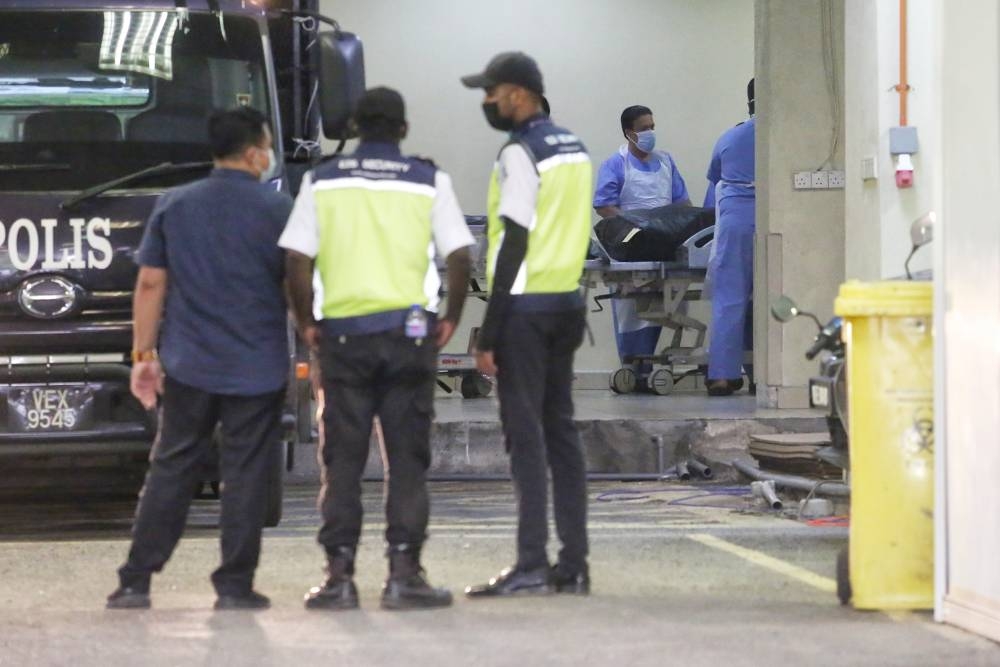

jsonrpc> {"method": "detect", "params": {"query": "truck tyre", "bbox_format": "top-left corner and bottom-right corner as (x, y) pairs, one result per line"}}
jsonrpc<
(263, 441), (285, 528)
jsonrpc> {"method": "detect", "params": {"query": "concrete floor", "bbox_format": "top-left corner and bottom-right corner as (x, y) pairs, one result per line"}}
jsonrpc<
(432, 389), (819, 423)
(0, 482), (997, 666)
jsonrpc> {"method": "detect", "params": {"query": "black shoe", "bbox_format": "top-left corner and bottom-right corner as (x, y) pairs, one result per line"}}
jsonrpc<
(381, 547), (452, 610)
(550, 565), (590, 595)
(106, 586), (150, 610)
(707, 378), (744, 397)
(214, 591), (270, 611)
(305, 578), (360, 611)
(465, 566), (553, 598)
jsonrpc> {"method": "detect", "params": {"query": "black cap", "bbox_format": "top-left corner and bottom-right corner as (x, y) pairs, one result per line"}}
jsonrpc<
(353, 86), (406, 124)
(461, 52), (544, 95)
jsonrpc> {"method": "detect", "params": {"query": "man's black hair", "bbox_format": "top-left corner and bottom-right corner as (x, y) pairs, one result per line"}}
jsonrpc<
(208, 107), (268, 159)
(354, 86), (407, 144)
(747, 78), (755, 116)
(620, 105), (652, 138)
(356, 116), (406, 143)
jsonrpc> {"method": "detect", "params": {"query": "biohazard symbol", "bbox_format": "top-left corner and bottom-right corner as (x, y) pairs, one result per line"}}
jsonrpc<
(903, 408), (934, 455)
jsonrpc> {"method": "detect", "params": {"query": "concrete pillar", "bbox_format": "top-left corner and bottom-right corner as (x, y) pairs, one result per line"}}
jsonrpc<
(755, 0), (846, 408)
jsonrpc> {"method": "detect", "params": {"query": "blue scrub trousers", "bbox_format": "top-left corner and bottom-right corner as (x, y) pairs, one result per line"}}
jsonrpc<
(708, 195), (755, 380)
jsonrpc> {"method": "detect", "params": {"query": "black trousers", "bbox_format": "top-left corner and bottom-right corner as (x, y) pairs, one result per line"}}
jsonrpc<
(316, 329), (436, 554)
(495, 308), (589, 574)
(118, 377), (285, 596)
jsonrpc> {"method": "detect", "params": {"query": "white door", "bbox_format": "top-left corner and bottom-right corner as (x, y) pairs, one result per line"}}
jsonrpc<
(936, 0), (1000, 641)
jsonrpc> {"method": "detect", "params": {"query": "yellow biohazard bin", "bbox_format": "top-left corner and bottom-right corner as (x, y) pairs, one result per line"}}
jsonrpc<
(834, 281), (934, 610)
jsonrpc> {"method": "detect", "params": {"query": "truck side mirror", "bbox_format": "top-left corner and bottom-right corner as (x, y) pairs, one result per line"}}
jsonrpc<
(318, 31), (365, 140)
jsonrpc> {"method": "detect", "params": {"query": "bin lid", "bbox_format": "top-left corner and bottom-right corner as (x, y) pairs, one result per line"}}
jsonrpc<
(835, 280), (932, 317)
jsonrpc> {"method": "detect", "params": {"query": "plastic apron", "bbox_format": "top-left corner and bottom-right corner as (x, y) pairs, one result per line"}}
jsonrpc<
(610, 145), (674, 368)
(706, 179), (755, 380)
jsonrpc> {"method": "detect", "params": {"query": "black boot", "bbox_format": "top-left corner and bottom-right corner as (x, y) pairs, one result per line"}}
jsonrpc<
(381, 544), (452, 611)
(305, 546), (360, 611)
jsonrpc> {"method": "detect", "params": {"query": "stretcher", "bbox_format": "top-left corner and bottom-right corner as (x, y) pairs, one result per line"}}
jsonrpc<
(436, 219), (493, 398)
(582, 226), (715, 395)
(437, 221), (718, 398)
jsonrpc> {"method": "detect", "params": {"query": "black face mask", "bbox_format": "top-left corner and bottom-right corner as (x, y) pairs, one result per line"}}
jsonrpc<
(482, 102), (514, 132)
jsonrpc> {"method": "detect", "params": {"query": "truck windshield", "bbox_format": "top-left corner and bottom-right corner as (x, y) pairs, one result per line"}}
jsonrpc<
(0, 10), (271, 192)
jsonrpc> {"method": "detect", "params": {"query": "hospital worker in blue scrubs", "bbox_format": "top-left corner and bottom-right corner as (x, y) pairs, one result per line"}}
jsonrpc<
(593, 105), (690, 390)
(704, 79), (756, 396)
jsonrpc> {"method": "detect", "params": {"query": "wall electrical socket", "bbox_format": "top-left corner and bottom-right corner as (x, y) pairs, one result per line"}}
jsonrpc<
(793, 171), (812, 189)
(793, 170), (845, 190)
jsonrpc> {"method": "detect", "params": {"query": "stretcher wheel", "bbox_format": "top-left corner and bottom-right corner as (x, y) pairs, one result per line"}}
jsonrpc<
(836, 545), (851, 606)
(648, 369), (675, 396)
(461, 373), (493, 399)
(610, 368), (637, 394)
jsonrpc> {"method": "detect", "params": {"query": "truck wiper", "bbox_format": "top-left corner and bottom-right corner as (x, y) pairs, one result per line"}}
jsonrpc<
(0, 163), (72, 172)
(60, 161), (213, 210)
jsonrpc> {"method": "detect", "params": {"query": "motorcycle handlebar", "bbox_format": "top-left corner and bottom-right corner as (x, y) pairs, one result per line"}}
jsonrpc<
(805, 335), (829, 360)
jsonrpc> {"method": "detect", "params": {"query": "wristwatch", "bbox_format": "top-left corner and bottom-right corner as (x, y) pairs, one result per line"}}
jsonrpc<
(131, 349), (158, 362)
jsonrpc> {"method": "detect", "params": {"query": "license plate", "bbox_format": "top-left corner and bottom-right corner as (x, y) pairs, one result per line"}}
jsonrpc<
(810, 383), (830, 408)
(7, 386), (94, 432)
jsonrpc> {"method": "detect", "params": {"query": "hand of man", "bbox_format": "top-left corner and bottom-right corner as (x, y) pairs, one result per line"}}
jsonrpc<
(130, 360), (163, 410)
(476, 349), (498, 377)
(301, 324), (321, 351)
(435, 318), (457, 349)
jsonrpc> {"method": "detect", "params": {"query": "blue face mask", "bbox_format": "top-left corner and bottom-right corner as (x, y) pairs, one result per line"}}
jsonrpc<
(631, 129), (656, 153)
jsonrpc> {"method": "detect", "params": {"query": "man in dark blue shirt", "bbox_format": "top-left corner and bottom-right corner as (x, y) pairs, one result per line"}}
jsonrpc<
(107, 107), (293, 611)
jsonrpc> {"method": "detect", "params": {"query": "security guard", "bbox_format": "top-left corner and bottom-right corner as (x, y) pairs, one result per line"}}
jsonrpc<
(280, 87), (473, 611)
(461, 53), (593, 597)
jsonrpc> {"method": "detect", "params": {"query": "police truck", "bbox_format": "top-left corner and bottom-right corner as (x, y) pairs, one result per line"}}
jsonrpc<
(0, 0), (364, 524)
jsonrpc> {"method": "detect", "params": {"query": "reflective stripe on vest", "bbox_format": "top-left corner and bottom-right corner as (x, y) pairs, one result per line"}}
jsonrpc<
(486, 139), (593, 295)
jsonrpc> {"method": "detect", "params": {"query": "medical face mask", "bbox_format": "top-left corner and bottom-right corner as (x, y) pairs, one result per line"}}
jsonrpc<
(631, 129), (656, 153)
(258, 147), (278, 182)
(482, 101), (515, 132)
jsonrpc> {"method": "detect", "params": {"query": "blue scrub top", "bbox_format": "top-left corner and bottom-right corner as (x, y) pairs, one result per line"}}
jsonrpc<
(704, 116), (755, 208)
(593, 150), (689, 208)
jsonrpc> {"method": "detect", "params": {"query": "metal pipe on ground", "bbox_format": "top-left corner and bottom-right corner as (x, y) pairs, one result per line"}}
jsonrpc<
(674, 460), (691, 481)
(687, 458), (713, 479)
(732, 459), (851, 497)
(751, 480), (783, 510)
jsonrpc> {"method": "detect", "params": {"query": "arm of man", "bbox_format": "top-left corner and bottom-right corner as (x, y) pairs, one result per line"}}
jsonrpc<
(670, 154), (692, 206)
(129, 197), (171, 409)
(430, 170), (475, 348)
(593, 155), (623, 219)
(131, 266), (167, 409)
(278, 172), (321, 349)
(476, 144), (537, 376)
(285, 251), (318, 349)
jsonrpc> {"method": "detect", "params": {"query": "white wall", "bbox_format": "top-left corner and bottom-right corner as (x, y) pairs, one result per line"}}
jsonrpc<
(844, 0), (936, 281)
(318, 0), (754, 372)
(937, 0), (1000, 642)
